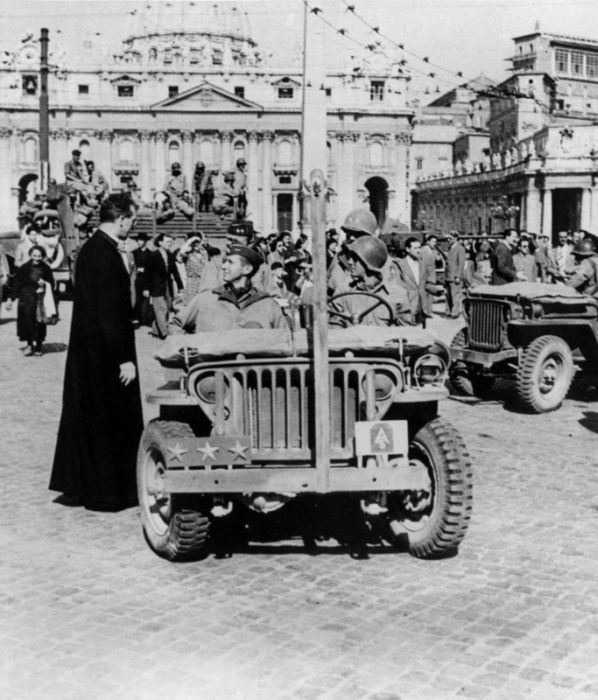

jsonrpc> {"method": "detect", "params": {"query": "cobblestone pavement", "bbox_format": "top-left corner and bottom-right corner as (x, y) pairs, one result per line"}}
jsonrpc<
(1, 301), (597, 700)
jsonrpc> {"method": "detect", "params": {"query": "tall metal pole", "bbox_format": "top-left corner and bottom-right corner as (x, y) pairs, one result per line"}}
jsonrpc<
(39, 28), (50, 192)
(298, 3), (309, 233)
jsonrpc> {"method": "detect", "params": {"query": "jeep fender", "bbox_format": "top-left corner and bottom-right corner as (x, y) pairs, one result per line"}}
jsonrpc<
(507, 320), (598, 362)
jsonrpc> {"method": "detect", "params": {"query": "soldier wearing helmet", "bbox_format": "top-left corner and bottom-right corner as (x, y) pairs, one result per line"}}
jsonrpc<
(328, 209), (378, 294)
(566, 237), (598, 296)
(329, 236), (411, 326)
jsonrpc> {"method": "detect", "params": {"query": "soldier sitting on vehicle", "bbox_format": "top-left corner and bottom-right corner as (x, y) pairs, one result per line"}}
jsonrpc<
(328, 208), (378, 295)
(329, 236), (411, 327)
(566, 238), (598, 296)
(168, 244), (287, 334)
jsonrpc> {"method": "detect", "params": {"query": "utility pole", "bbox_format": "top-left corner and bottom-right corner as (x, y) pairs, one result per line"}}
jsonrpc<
(39, 28), (50, 192)
(299, 2), (327, 239)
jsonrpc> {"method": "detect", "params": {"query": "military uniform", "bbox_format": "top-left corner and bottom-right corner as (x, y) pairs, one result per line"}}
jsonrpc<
(329, 279), (411, 327)
(566, 256), (598, 296)
(169, 284), (287, 334)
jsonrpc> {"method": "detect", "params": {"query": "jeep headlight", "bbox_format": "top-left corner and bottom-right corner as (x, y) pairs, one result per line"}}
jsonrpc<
(187, 370), (229, 403)
(362, 369), (404, 401)
(412, 354), (448, 386)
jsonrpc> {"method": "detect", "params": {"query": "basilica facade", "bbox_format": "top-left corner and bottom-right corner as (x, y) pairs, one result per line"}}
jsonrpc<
(0, 3), (412, 234)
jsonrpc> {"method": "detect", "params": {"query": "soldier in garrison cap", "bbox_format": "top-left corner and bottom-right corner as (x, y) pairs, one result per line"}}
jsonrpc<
(168, 243), (287, 333)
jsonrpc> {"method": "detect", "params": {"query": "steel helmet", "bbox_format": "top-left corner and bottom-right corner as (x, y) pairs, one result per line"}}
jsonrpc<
(572, 238), (596, 257)
(348, 236), (388, 273)
(341, 208), (378, 237)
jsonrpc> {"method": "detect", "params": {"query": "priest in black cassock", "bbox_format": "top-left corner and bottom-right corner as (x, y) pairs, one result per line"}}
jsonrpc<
(50, 193), (143, 511)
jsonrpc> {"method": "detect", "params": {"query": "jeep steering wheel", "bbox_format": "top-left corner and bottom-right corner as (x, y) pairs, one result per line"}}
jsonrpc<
(328, 291), (394, 327)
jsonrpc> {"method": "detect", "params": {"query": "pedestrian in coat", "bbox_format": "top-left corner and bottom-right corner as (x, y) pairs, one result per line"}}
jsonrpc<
(143, 233), (183, 338)
(9, 245), (55, 356)
(513, 239), (537, 282)
(490, 229), (523, 285)
(445, 232), (467, 317)
(132, 232), (153, 325)
(393, 237), (441, 326)
(50, 193), (143, 511)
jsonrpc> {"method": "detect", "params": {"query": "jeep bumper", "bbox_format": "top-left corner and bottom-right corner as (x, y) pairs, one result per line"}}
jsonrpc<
(451, 347), (517, 368)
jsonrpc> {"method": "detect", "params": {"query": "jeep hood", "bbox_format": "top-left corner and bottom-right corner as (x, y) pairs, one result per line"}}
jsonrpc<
(156, 326), (438, 366)
(470, 282), (582, 300)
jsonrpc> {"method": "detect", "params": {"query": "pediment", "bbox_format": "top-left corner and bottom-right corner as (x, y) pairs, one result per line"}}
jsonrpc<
(152, 82), (263, 112)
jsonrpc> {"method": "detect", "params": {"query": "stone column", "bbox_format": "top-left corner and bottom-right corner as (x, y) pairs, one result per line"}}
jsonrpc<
(394, 132), (411, 224)
(94, 130), (113, 189)
(50, 128), (70, 183)
(580, 187), (592, 231)
(221, 130), (234, 173)
(181, 130), (193, 190)
(525, 182), (542, 234)
(261, 131), (274, 234)
(139, 130), (153, 201)
(541, 188), (553, 240)
(247, 131), (261, 224)
(590, 184), (598, 234)
(0, 127), (13, 230)
(154, 130), (167, 193)
(344, 132), (358, 214)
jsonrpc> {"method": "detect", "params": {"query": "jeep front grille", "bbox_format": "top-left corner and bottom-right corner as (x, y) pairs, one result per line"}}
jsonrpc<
(468, 300), (505, 350)
(189, 359), (403, 462)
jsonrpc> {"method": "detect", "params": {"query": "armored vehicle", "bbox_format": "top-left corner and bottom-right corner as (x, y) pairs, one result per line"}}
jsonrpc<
(137, 321), (473, 560)
(450, 282), (598, 413)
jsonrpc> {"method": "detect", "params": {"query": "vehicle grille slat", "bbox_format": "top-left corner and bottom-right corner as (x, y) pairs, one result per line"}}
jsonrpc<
(469, 300), (504, 350)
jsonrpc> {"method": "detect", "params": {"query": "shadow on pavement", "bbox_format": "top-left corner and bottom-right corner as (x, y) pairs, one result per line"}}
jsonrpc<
(579, 411), (598, 435)
(42, 342), (68, 354)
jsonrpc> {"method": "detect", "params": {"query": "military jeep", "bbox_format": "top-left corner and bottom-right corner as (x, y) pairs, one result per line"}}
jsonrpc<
(137, 325), (473, 560)
(450, 282), (598, 413)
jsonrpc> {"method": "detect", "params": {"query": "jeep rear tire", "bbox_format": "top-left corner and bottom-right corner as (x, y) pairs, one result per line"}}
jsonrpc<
(137, 420), (210, 561)
(449, 329), (495, 397)
(387, 418), (473, 559)
(516, 335), (574, 413)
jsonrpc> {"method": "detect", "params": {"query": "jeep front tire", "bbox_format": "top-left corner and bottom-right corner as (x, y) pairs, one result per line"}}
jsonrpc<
(137, 420), (210, 560)
(516, 335), (574, 413)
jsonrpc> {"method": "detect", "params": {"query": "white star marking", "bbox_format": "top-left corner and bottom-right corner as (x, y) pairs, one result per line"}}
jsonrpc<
(166, 443), (188, 463)
(197, 441), (219, 461)
(228, 440), (249, 461)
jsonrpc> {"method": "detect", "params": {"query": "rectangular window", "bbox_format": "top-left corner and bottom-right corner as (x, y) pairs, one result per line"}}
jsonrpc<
(117, 85), (134, 98)
(234, 86), (245, 98)
(587, 53), (598, 78)
(168, 85), (179, 98)
(572, 51), (583, 76)
(416, 157), (423, 171)
(278, 87), (294, 99)
(555, 49), (569, 74)
(78, 84), (89, 95)
(212, 48), (223, 65)
(325, 87), (332, 97)
(370, 80), (385, 101)
(22, 75), (37, 96)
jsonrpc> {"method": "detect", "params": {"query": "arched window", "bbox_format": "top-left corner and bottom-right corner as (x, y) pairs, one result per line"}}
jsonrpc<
(233, 140), (246, 161)
(277, 139), (292, 165)
(368, 140), (384, 167)
(23, 136), (38, 163)
(119, 138), (134, 162)
(168, 140), (180, 165)
(199, 139), (214, 165)
(79, 139), (91, 160)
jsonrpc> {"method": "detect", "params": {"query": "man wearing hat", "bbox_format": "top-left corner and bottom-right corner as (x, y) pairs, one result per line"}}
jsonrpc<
(566, 238), (598, 296)
(168, 244), (286, 333)
(444, 231), (467, 318)
(328, 208), (378, 295)
(330, 236), (411, 326)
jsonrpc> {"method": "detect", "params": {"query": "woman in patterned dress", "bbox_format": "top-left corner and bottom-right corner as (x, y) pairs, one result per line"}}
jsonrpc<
(179, 233), (208, 305)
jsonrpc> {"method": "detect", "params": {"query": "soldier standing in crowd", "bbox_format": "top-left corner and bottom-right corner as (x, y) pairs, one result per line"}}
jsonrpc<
(566, 238), (598, 295)
(193, 161), (211, 212)
(143, 233), (183, 339)
(169, 245), (286, 333)
(444, 231), (467, 317)
(490, 228), (524, 285)
(50, 193), (142, 511)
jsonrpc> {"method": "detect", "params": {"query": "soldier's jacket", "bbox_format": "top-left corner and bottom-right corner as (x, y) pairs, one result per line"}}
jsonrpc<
(566, 257), (598, 296)
(164, 173), (187, 198)
(168, 284), (287, 334)
(329, 279), (412, 327)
